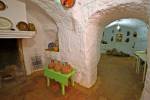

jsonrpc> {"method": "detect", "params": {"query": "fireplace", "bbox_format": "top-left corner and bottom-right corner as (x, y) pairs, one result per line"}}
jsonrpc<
(0, 39), (26, 88)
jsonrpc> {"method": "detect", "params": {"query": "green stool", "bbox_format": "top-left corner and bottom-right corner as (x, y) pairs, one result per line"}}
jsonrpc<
(44, 67), (76, 95)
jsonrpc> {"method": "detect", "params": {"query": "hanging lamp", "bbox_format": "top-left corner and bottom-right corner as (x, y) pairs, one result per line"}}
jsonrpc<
(116, 20), (121, 31)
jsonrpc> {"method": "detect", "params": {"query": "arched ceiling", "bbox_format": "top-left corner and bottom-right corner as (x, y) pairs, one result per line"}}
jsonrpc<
(106, 18), (149, 29)
(25, 0), (58, 33)
(88, 1), (149, 28)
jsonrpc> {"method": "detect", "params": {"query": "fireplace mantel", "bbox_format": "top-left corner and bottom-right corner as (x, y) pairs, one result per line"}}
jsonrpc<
(0, 31), (36, 38)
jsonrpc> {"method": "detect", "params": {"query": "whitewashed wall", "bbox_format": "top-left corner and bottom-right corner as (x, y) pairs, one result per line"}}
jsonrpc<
(0, 0), (27, 30)
(78, 0), (149, 88)
(29, 0), (150, 89)
(10, 0), (150, 99)
(2, 1), (150, 96)
(0, 0), (59, 75)
(101, 25), (148, 54)
(17, 0), (150, 99)
(22, 1), (59, 75)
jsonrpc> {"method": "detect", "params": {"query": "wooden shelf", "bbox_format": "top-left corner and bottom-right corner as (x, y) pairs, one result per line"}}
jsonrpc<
(0, 30), (36, 38)
(45, 48), (59, 52)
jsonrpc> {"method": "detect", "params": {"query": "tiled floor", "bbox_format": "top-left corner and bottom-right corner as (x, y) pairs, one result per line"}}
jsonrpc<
(0, 54), (144, 100)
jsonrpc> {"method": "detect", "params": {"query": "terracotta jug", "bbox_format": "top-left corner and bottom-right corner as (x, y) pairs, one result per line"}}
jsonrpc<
(61, 63), (72, 74)
(54, 61), (62, 72)
(48, 59), (55, 69)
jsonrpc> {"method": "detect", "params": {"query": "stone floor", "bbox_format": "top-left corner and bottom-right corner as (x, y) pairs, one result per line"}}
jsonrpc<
(0, 54), (144, 100)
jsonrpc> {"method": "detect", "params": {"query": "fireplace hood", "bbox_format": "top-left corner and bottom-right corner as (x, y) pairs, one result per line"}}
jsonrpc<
(0, 30), (36, 38)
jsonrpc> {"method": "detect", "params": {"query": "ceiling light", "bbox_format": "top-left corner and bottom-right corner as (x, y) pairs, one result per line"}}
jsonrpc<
(116, 20), (121, 30)
(117, 24), (120, 30)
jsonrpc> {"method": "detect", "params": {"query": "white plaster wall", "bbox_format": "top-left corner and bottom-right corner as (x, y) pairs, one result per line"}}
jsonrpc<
(2, 1), (150, 95)
(28, 0), (150, 88)
(101, 25), (148, 54)
(83, 0), (149, 88)
(22, 1), (59, 75)
(0, 0), (27, 30)
(20, 0), (150, 99)
(81, 0), (150, 99)
(29, 0), (87, 86)
(22, 16), (45, 75)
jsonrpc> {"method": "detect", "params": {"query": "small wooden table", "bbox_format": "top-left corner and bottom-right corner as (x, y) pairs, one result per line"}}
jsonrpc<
(44, 67), (76, 95)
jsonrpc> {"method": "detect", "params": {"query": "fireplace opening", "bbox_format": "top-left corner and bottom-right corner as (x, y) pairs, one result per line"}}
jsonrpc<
(0, 39), (26, 88)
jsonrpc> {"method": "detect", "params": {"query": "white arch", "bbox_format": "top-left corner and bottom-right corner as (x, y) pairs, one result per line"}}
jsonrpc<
(84, 2), (150, 99)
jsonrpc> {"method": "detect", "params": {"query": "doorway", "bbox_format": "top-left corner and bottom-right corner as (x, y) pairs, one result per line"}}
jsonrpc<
(98, 18), (148, 99)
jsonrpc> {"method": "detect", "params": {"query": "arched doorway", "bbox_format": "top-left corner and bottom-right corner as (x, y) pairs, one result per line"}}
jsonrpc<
(84, 3), (150, 100)
(99, 18), (148, 99)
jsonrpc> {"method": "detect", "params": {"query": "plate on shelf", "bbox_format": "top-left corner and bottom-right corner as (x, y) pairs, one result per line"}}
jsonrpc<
(48, 42), (55, 49)
(0, 17), (13, 30)
(0, 1), (6, 11)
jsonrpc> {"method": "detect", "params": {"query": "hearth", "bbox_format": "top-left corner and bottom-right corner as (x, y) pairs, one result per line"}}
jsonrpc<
(0, 39), (26, 88)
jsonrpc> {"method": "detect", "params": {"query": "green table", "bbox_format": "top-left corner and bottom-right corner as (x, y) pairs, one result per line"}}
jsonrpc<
(44, 67), (76, 95)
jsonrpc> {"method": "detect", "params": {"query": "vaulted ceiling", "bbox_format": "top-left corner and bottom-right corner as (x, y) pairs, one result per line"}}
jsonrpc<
(106, 18), (149, 29)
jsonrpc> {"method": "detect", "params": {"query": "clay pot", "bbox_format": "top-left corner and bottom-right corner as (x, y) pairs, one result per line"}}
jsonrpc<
(16, 21), (28, 31)
(54, 64), (61, 72)
(48, 63), (55, 69)
(28, 23), (36, 31)
(48, 59), (55, 69)
(61, 64), (72, 74)
(54, 61), (62, 72)
(53, 47), (59, 52)
(0, 1), (6, 11)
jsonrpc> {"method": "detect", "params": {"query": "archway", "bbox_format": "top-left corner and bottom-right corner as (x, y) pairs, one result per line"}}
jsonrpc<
(85, 3), (150, 100)
(100, 18), (148, 99)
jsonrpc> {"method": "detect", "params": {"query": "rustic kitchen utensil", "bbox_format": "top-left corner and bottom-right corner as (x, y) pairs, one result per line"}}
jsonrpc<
(28, 23), (36, 31)
(0, 1), (6, 11)
(61, 0), (75, 8)
(16, 21), (28, 31)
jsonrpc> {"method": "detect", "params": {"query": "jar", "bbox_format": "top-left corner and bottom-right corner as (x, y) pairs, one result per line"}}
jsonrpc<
(48, 59), (55, 69)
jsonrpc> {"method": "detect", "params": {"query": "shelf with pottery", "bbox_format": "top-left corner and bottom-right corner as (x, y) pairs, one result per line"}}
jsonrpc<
(45, 47), (59, 52)
(44, 48), (60, 63)
(0, 16), (36, 38)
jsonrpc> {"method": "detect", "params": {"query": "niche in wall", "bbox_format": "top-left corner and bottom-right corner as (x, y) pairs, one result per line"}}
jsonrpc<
(127, 31), (130, 36)
(125, 38), (130, 43)
(26, 1), (59, 52)
(133, 32), (137, 38)
(111, 36), (114, 41)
